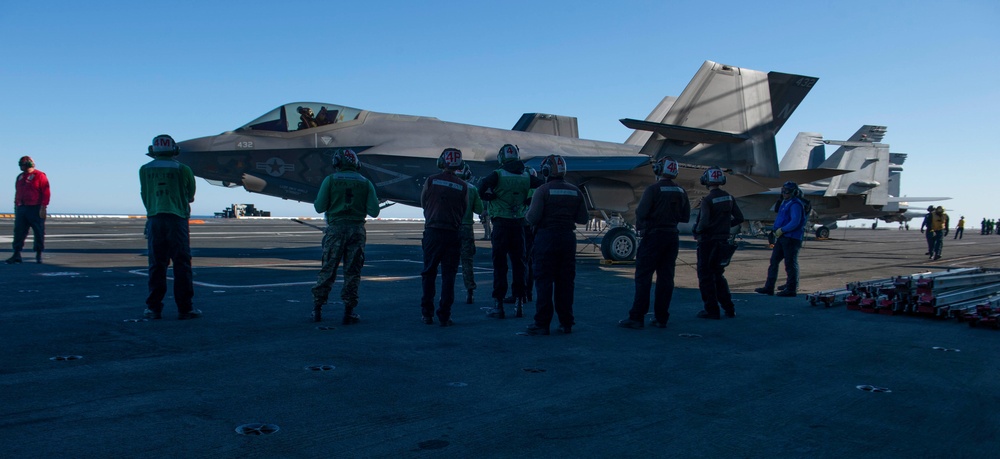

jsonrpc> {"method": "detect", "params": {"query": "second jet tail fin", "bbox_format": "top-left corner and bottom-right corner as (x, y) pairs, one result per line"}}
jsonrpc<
(621, 61), (819, 179)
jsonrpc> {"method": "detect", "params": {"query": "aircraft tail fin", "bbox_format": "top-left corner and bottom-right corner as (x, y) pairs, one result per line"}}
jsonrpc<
(821, 139), (890, 206)
(512, 113), (579, 138)
(621, 61), (818, 178)
(779, 132), (826, 171)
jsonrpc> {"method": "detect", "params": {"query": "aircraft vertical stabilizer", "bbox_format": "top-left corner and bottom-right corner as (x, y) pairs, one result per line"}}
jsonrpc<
(779, 132), (825, 171)
(512, 113), (580, 138)
(822, 140), (890, 206)
(620, 61), (819, 179)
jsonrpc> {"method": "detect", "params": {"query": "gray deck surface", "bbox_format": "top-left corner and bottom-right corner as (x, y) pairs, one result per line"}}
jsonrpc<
(2, 219), (998, 458)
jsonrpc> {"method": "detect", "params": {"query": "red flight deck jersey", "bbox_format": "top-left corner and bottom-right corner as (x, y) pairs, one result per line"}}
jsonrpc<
(14, 170), (50, 206)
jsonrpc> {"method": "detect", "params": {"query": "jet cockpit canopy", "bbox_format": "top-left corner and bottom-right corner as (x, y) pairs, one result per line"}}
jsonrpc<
(237, 103), (363, 133)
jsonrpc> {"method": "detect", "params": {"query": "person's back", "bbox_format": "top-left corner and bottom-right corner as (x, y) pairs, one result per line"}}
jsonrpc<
(419, 148), (469, 326)
(139, 135), (199, 320)
(140, 158), (195, 218)
(695, 188), (743, 239)
(311, 149), (379, 324)
(315, 169), (379, 224)
(422, 171), (468, 230)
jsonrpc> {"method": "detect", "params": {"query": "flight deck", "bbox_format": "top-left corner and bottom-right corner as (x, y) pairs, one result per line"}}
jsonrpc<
(2, 219), (998, 457)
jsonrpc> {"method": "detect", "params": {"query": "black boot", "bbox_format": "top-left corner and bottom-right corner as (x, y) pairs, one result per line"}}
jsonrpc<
(514, 298), (524, 318)
(342, 306), (360, 325)
(466, 289), (474, 304)
(486, 299), (505, 319)
(5, 252), (22, 264)
(312, 305), (323, 323)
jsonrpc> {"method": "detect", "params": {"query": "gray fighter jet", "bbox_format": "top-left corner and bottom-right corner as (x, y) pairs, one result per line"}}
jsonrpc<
(176, 60), (835, 260)
(736, 126), (949, 238)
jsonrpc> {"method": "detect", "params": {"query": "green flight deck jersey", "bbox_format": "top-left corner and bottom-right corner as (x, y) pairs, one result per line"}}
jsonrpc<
(314, 170), (381, 224)
(140, 158), (196, 218)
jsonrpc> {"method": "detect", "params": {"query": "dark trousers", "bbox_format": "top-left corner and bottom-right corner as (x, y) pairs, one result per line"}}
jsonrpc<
(629, 231), (679, 323)
(531, 228), (576, 329)
(12, 204), (45, 254)
(954, 227), (963, 239)
(490, 219), (526, 300)
(697, 239), (735, 317)
(925, 230), (934, 253)
(931, 230), (944, 257)
(764, 237), (802, 291)
(523, 225), (535, 297)
(421, 227), (461, 321)
(146, 214), (194, 314)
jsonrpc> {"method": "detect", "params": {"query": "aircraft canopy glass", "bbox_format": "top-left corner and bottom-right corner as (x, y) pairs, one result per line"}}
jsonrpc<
(237, 103), (363, 132)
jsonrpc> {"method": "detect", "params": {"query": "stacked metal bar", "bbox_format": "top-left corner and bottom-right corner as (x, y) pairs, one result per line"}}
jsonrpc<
(805, 267), (1000, 329)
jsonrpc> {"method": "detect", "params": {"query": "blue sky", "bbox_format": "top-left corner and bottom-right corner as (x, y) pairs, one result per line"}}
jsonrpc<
(2, 1), (998, 223)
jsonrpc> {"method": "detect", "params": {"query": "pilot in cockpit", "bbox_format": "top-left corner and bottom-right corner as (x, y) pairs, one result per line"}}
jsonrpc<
(315, 106), (339, 126)
(297, 106), (318, 130)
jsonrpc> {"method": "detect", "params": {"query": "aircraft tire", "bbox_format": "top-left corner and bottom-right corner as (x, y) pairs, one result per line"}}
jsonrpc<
(601, 227), (637, 261)
(816, 226), (830, 239)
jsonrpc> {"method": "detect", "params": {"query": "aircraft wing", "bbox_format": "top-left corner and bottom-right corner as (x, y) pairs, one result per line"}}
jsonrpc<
(888, 196), (951, 202)
(771, 168), (853, 187)
(523, 155), (648, 172)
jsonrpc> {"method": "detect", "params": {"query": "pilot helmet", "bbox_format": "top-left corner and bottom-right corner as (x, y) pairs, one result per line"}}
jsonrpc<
(652, 157), (679, 178)
(540, 155), (567, 179)
(333, 148), (361, 170)
(927, 206), (934, 212)
(148, 134), (179, 156)
(935, 206), (944, 213)
(699, 166), (726, 186)
(438, 148), (464, 170)
(497, 144), (520, 165)
(18, 156), (34, 169)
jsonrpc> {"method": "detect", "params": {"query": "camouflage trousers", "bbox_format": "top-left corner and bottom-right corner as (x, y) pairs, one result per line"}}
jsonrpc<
(460, 224), (477, 291)
(312, 223), (366, 309)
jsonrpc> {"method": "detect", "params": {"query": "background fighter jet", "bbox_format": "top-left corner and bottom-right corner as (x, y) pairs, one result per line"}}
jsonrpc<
(736, 126), (949, 238)
(176, 61), (834, 260)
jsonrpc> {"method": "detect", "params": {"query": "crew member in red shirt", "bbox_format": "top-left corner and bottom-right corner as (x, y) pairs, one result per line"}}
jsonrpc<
(7, 156), (50, 264)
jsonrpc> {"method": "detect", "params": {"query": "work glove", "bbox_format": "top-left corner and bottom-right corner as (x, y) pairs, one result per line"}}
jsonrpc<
(944, 230), (949, 237)
(920, 229), (924, 234)
(774, 228), (784, 239)
(40, 207), (46, 220)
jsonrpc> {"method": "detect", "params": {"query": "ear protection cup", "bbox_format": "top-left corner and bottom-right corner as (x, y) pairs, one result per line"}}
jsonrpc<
(652, 157), (679, 178)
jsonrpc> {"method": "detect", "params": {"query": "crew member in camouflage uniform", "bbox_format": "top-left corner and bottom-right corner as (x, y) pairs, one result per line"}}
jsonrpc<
(458, 163), (484, 304)
(311, 149), (380, 324)
(140, 135), (200, 320)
